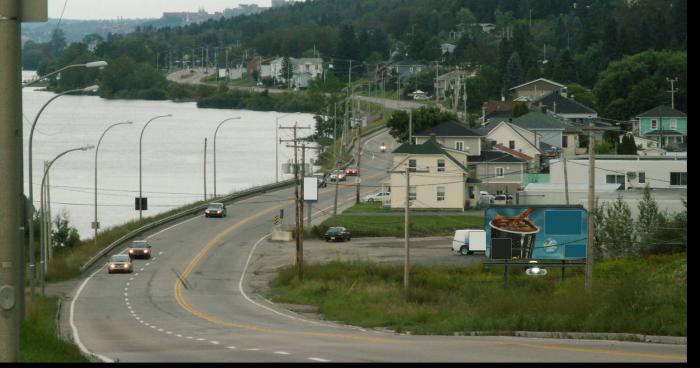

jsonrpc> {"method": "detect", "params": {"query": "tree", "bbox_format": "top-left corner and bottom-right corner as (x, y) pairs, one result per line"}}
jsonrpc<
(503, 52), (523, 96)
(50, 29), (67, 58)
(387, 106), (458, 143)
(600, 195), (636, 258)
(552, 49), (575, 83)
(281, 56), (293, 89)
(52, 210), (80, 249)
(636, 185), (662, 255)
(618, 134), (638, 155)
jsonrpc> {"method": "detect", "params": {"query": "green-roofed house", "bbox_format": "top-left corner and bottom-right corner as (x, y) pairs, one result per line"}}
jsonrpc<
(387, 138), (481, 210)
(636, 105), (687, 151)
(512, 110), (569, 151)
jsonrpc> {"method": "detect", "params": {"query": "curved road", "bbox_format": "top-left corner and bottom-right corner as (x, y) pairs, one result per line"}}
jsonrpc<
(69, 131), (686, 362)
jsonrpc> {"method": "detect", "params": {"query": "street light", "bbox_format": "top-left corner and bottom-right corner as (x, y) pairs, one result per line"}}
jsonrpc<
(139, 114), (172, 220)
(27, 84), (99, 302)
(94, 121), (133, 245)
(39, 144), (94, 296)
(22, 61), (107, 88)
(213, 117), (241, 197)
(276, 114), (295, 183)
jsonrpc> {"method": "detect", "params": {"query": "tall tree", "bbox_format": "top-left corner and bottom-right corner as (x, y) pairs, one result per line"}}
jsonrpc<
(503, 51), (523, 96)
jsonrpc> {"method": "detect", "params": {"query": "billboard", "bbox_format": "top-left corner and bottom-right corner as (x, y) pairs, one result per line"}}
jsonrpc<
(485, 205), (587, 261)
(304, 177), (318, 202)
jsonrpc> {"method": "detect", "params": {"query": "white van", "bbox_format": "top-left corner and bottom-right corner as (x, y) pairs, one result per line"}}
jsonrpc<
(451, 229), (487, 256)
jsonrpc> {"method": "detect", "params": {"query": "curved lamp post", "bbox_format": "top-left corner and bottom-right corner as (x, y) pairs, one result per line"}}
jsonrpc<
(27, 84), (99, 301)
(39, 145), (94, 296)
(139, 114), (172, 220)
(23, 61), (107, 88)
(94, 121), (133, 245)
(213, 117), (241, 197)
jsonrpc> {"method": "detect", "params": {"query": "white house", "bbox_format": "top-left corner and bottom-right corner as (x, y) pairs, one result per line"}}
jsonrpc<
(414, 121), (483, 156)
(269, 57), (324, 88)
(478, 120), (542, 171)
(548, 155), (687, 190)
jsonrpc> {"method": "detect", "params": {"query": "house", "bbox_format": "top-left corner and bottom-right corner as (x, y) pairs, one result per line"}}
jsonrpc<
(635, 105), (687, 151)
(512, 110), (568, 151)
(532, 91), (598, 124)
(509, 78), (567, 101)
(478, 120), (542, 172)
(440, 43), (456, 56)
(434, 70), (474, 101)
(548, 155), (687, 190)
(393, 60), (427, 79)
(481, 100), (524, 123)
(269, 57), (324, 88)
(387, 139), (479, 210)
(467, 151), (528, 195)
(479, 23), (497, 34)
(562, 125), (586, 157)
(413, 121), (483, 156)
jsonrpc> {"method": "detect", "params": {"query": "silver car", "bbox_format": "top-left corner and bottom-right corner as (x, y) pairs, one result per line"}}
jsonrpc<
(107, 254), (133, 274)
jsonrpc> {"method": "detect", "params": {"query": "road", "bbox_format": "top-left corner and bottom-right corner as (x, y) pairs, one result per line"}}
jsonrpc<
(68, 130), (686, 362)
(166, 68), (216, 85)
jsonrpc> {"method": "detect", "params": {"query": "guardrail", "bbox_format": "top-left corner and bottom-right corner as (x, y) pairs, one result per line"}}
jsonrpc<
(80, 179), (295, 273)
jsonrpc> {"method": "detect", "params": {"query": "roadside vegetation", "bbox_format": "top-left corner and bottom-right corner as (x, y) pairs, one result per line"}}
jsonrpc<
(270, 253), (687, 336)
(21, 296), (89, 362)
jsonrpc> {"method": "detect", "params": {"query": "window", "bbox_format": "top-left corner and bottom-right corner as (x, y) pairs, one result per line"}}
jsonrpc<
(409, 186), (417, 201)
(670, 172), (687, 186)
(437, 186), (446, 201)
(651, 119), (658, 130)
(670, 119), (678, 130)
(606, 175), (626, 189)
(437, 159), (445, 172)
(409, 159), (417, 172)
(455, 141), (464, 151)
(638, 172), (646, 184)
(496, 167), (505, 178)
(509, 140), (516, 149)
(562, 136), (569, 148)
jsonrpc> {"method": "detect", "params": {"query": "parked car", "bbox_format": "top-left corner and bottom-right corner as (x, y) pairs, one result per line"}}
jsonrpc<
(493, 195), (507, 205)
(345, 167), (359, 176)
(363, 191), (390, 203)
(479, 191), (494, 203)
(329, 170), (346, 182)
(324, 227), (352, 242)
(107, 254), (133, 274)
(128, 240), (152, 259)
(313, 173), (328, 188)
(451, 230), (487, 256)
(205, 203), (227, 218)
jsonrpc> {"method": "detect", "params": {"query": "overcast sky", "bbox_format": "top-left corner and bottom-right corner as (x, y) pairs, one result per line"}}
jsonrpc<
(49, 0), (273, 20)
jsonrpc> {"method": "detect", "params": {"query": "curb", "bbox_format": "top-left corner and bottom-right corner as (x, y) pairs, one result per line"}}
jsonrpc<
(448, 330), (686, 345)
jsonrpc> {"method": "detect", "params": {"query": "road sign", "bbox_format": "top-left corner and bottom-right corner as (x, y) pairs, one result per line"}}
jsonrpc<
(274, 215), (281, 225)
(91, 221), (100, 230)
(135, 197), (148, 211)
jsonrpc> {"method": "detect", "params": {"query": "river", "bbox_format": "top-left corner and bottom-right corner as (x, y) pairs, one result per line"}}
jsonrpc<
(21, 71), (316, 239)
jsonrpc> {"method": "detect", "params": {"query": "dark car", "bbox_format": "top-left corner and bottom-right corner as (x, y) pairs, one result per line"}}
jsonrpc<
(128, 240), (151, 259)
(205, 203), (227, 218)
(324, 227), (351, 242)
(314, 173), (328, 188)
(107, 254), (133, 274)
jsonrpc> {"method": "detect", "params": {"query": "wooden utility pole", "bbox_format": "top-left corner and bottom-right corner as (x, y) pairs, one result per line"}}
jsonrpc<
(203, 138), (207, 201)
(355, 123), (362, 204)
(586, 123), (596, 294)
(563, 153), (570, 205)
(388, 164), (429, 299)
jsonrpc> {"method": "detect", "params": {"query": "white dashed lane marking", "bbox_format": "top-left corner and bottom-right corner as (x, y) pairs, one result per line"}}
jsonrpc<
(308, 357), (331, 362)
(210, 341), (220, 345)
(226, 346), (237, 350)
(197, 338), (206, 341)
(247, 348), (262, 351)
(274, 351), (290, 355)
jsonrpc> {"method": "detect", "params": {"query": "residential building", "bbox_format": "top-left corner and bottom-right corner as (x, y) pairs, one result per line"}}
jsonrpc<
(479, 23), (497, 33)
(509, 78), (567, 101)
(393, 60), (427, 79)
(562, 125), (586, 157)
(434, 70), (474, 101)
(269, 57), (324, 88)
(512, 110), (567, 150)
(467, 151), (528, 195)
(482, 100), (523, 123)
(441, 43), (456, 55)
(548, 155), (687, 190)
(413, 121), (483, 156)
(478, 120), (541, 172)
(635, 105), (687, 151)
(532, 91), (598, 124)
(387, 139), (479, 210)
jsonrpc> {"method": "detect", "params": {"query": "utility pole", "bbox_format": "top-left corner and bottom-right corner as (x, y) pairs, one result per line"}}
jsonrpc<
(203, 138), (207, 201)
(388, 165), (429, 299)
(563, 153), (570, 205)
(408, 109), (413, 144)
(586, 123), (596, 294)
(355, 123), (362, 204)
(279, 124), (312, 282)
(666, 77), (678, 109)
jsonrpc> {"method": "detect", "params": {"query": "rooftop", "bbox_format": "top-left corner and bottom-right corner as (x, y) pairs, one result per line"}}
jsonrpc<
(414, 120), (482, 137)
(513, 110), (569, 130)
(637, 105), (687, 118)
(533, 91), (597, 115)
(509, 78), (565, 91)
(468, 150), (527, 164)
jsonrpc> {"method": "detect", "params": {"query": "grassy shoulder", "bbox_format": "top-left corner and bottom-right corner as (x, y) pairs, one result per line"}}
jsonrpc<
(311, 202), (483, 238)
(269, 254), (687, 336)
(21, 296), (89, 362)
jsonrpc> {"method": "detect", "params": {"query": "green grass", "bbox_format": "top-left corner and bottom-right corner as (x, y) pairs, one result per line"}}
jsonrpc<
(312, 211), (484, 238)
(269, 254), (687, 336)
(21, 296), (89, 362)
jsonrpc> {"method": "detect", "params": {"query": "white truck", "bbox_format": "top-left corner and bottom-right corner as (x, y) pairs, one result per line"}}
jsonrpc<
(451, 229), (487, 256)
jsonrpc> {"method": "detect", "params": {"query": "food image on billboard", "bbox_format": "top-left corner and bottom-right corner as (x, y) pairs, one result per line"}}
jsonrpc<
(485, 206), (588, 261)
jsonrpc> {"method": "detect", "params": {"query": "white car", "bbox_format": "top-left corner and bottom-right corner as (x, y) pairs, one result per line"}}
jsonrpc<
(363, 192), (390, 203)
(493, 195), (507, 205)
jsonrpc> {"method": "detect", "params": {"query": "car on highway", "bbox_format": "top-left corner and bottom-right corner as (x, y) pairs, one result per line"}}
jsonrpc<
(107, 254), (133, 274)
(329, 170), (346, 182)
(363, 191), (391, 203)
(345, 167), (359, 176)
(128, 240), (152, 259)
(205, 203), (227, 218)
(324, 227), (352, 242)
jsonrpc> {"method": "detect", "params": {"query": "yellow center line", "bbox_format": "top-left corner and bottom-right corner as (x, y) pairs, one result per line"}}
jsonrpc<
(518, 343), (686, 362)
(173, 172), (396, 344)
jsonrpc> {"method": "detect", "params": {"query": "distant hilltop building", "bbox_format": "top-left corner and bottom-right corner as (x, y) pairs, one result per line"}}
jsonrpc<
(271, 0), (299, 8)
(162, 4), (266, 25)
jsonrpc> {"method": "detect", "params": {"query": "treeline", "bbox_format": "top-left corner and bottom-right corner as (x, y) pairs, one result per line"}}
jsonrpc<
(197, 89), (315, 113)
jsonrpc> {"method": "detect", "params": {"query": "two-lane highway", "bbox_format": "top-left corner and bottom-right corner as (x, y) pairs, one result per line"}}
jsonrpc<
(69, 130), (686, 362)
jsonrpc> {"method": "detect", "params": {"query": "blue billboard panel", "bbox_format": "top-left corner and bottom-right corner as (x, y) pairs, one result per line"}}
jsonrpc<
(485, 206), (588, 261)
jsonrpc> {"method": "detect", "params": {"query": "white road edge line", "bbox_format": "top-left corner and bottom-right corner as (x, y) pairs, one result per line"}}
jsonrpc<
(308, 357), (331, 362)
(69, 212), (203, 363)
